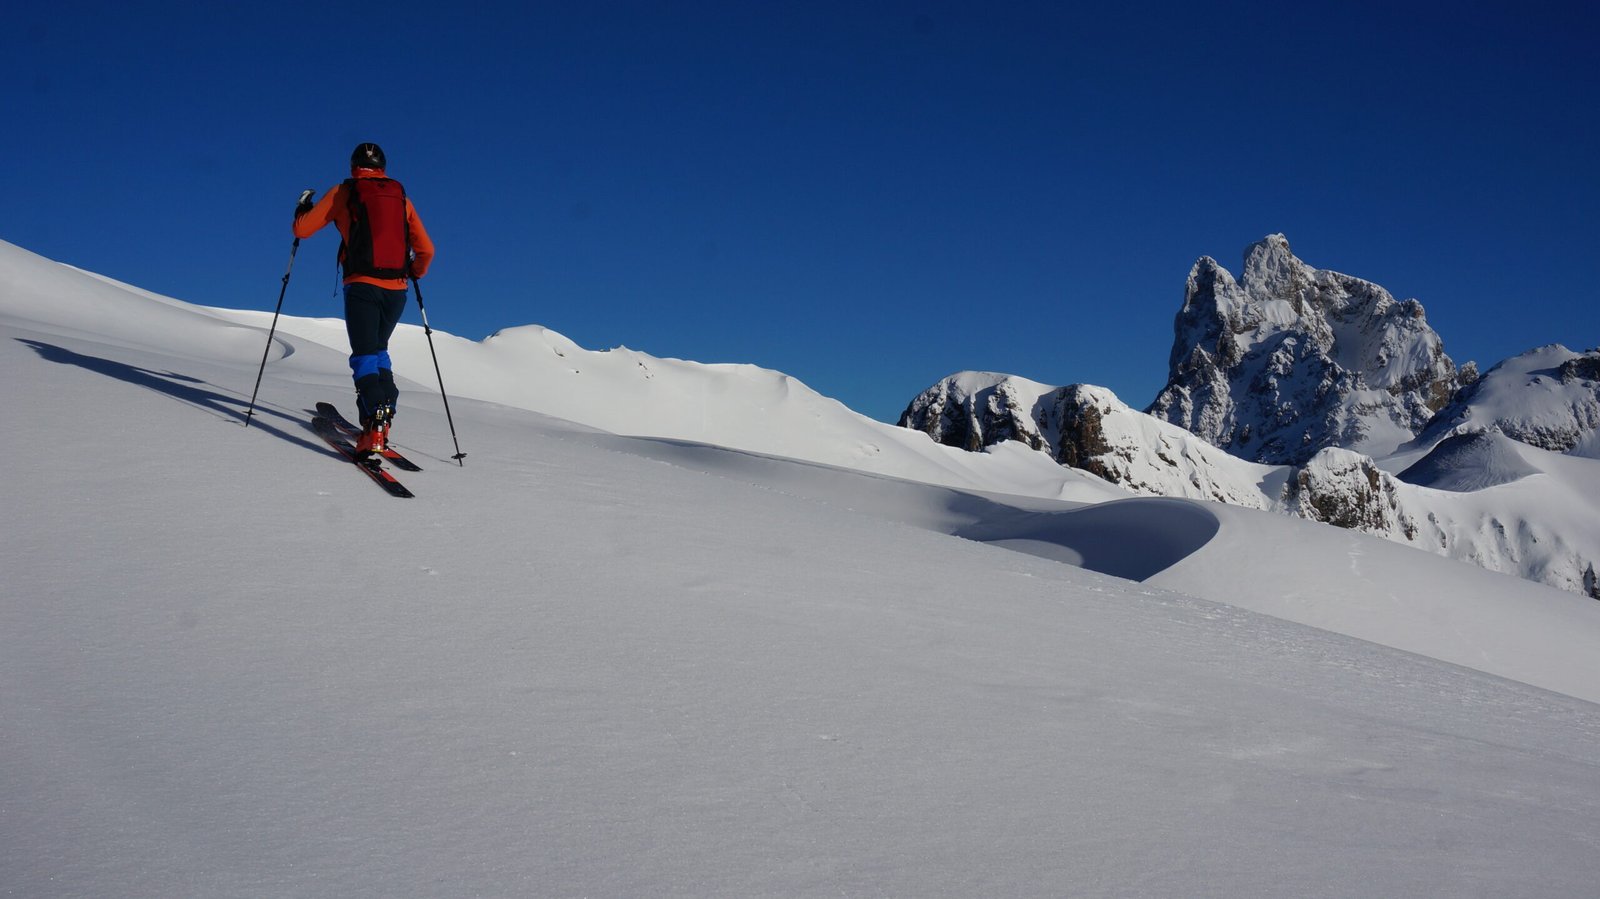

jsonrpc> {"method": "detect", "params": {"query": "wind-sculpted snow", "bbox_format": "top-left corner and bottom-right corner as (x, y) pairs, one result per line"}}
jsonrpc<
(1398, 431), (1542, 492)
(580, 434), (1218, 581)
(955, 497), (1221, 580)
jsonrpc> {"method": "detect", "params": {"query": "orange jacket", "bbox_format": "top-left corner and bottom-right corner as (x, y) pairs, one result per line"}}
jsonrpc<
(293, 168), (435, 289)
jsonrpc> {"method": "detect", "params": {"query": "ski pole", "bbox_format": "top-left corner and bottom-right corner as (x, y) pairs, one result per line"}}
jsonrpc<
(244, 236), (300, 428)
(411, 276), (467, 465)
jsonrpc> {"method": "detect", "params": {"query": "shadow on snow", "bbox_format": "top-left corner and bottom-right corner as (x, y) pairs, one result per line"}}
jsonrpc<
(17, 338), (335, 460)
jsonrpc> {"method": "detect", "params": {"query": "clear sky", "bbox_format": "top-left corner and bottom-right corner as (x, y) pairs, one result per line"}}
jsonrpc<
(4, 1), (1595, 422)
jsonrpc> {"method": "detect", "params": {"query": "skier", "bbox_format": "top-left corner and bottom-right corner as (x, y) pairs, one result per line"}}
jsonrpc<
(293, 142), (435, 458)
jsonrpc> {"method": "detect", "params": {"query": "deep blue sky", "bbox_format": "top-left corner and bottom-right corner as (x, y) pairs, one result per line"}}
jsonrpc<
(4, 1), (1595, 422)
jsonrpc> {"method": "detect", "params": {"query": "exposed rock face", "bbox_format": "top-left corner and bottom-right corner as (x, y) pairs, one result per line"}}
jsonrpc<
(1283, 448), (1418, 540)
(896, 372), (1050, 453)
(1417, 345), (1600, 452)
(1047, 387), (1114, 477)
(1147, 235), (1468, 464)
(1042, 385), (1273, 508)
(900, 374), (1272, 509)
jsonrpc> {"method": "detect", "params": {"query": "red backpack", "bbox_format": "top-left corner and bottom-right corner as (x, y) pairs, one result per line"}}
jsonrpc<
(341, 177), (411, 279)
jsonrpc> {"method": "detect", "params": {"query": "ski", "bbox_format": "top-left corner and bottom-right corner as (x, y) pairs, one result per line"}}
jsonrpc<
(315, 401), (423, 471)
(312, 416), (415, 498)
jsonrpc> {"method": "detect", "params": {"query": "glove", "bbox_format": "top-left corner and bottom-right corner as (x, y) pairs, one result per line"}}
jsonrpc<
(293, 189), (315, 220)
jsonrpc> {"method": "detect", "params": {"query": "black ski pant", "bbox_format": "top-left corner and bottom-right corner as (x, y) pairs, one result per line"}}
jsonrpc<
(345, 282), (407, 421)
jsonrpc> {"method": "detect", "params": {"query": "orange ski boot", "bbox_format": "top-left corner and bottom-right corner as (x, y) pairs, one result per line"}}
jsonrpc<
(354, 407), (392, 463)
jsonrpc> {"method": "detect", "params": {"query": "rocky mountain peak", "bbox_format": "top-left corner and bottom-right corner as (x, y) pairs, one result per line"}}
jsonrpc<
(1147, 235), (1466, 464)
(1240, 233), (1307, 306)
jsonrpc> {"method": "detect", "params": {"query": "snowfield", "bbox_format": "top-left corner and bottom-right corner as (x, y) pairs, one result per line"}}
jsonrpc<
(3, 239), (1599, 897)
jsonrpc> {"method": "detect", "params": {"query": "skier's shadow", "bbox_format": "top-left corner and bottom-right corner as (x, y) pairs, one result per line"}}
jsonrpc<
(16, 339), (333, 458)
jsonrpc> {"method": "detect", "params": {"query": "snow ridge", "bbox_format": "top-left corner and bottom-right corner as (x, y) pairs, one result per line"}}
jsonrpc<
(1416, 344), (1600, 452)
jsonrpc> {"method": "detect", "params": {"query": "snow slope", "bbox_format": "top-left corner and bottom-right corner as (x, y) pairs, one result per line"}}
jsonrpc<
(199, 309), (1119, 504)
(4, 238), (1600, 896)
(1397, 430), (1543, 492)
(1416, 343), (1600, 452)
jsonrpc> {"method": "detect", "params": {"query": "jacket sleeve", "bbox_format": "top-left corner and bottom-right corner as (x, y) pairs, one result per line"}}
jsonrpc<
(406, 199), (435, 278)
(292, 184), (342, 239)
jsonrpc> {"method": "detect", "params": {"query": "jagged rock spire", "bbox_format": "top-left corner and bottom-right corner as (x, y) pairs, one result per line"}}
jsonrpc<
(1147, 235), (1466, 464)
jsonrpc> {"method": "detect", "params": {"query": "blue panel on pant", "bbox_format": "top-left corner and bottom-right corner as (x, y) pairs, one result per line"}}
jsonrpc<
(349, 350), (393, 381)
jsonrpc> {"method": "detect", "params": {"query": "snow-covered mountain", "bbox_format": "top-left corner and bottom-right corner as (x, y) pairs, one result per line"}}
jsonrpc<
(5, 237), (1600, 896)
(1415, 343), (1600, 451)
(900, 370), (1600, 597)
(899, 237), (1599, 597)
(897, 371), (1275, 509)
(1148, 233), (1470, 463)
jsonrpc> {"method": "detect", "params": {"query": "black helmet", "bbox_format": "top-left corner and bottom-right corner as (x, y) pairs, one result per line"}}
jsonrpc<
(351, 142), (386, 170)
